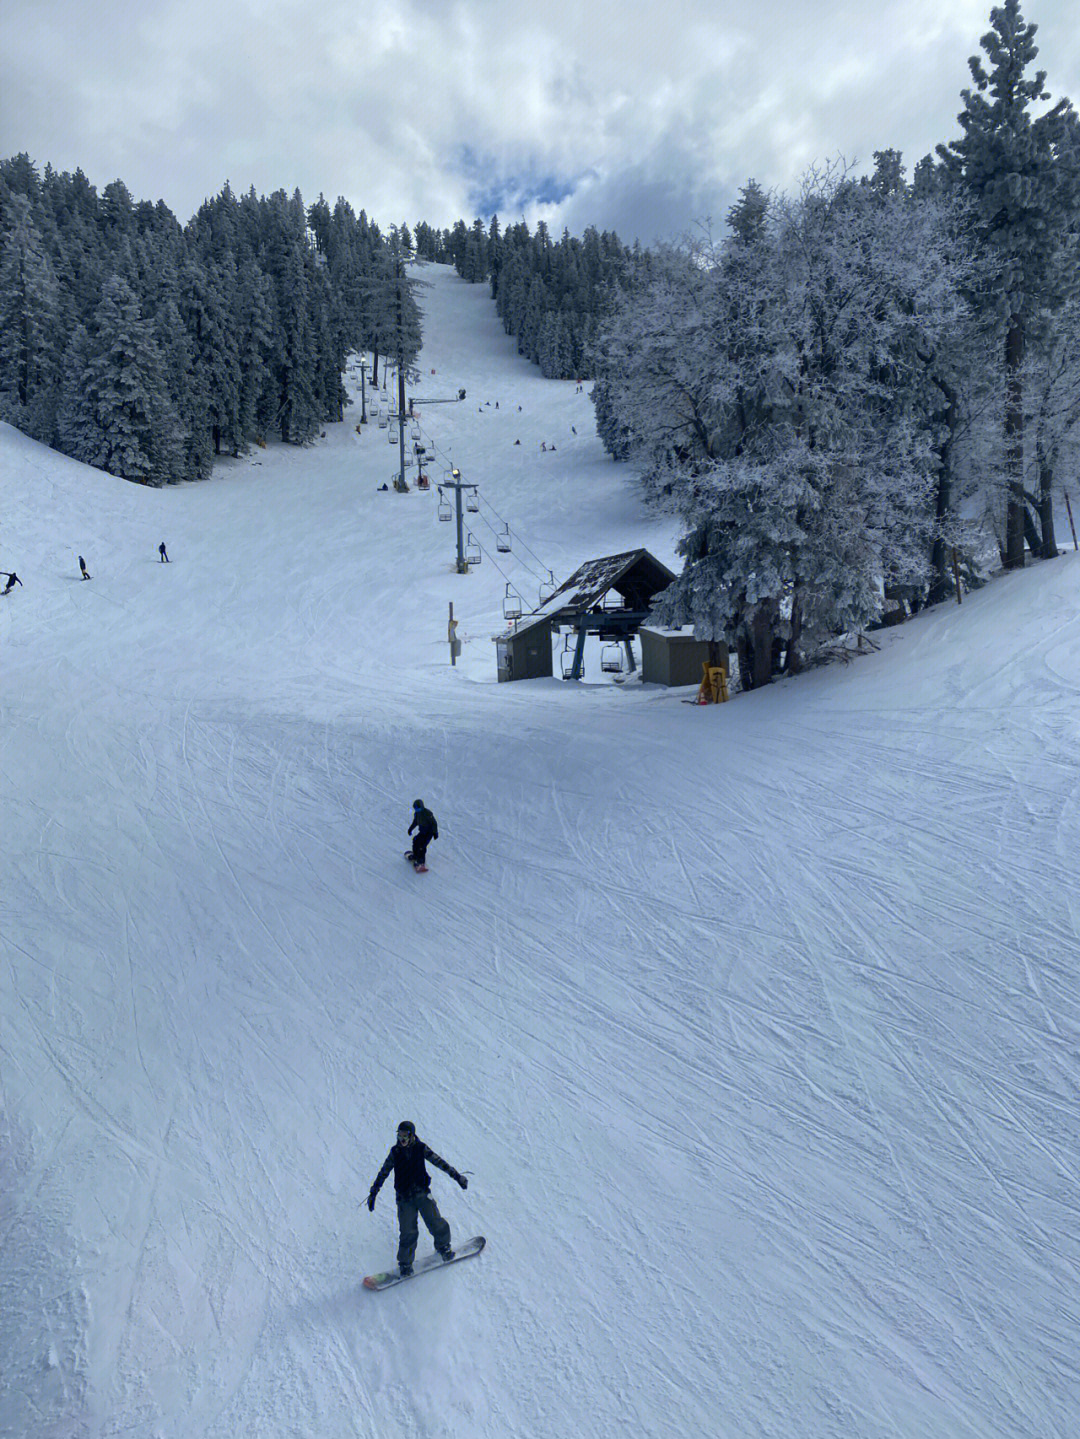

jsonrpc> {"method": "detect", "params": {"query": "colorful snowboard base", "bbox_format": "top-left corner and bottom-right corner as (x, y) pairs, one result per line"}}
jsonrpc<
(363, 1235), (486, 1290)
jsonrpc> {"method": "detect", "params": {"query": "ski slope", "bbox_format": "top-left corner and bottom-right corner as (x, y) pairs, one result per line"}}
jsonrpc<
(2, 263), (1079, 1439)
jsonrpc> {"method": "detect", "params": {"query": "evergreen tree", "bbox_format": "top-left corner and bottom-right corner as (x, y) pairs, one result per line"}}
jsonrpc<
(0, 193), (63, 443)
(937, 0), (1080, 564)
(597, 170), (977, 686)
(59, 275), (182, 484)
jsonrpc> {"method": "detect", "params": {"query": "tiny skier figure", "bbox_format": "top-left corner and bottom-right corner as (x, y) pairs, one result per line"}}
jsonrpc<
(367, 1121), (468, 1276)
(78, 555), (91, 580)
(407, 798), (437, 870)
(2, 571), (22, 594)
(158, 542), (169, 562)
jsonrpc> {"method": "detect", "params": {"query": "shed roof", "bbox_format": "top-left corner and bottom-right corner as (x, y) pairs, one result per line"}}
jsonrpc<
(495, 549), (678, 642)
(546, 549), (677, 612)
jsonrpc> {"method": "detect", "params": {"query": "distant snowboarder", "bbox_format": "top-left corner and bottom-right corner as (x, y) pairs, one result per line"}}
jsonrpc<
(1, 571), (22, 594)
(407, 799), (438, 870)
(367, 1120), (468, 1276)
(78, 556), (91, 580)
(159, 542), (170, 562)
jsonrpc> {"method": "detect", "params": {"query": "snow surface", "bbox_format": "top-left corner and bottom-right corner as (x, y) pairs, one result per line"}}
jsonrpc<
(2, 263), (1079, 1439)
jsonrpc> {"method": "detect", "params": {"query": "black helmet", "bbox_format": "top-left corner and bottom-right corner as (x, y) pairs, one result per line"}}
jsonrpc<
(397, 1119), (416, 1137)
(413, 799), (423, 810)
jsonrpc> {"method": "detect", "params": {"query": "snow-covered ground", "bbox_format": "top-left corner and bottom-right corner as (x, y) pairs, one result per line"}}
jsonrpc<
(2, 263), (1078, 1439)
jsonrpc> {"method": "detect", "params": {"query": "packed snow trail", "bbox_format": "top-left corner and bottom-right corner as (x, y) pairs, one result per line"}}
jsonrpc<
(2, 265), (1079, 1439)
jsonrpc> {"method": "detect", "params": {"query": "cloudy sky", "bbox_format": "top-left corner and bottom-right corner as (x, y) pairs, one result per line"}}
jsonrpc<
(4, 0), (1079, 242)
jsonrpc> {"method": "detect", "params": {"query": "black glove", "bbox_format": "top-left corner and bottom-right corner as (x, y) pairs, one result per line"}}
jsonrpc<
(367, 1192), (376, 1212)
(458, 1174), (468, 1191)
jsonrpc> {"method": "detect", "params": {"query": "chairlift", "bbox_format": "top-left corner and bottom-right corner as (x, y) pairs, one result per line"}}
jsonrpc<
(560, 635), (576, 680)
(496, 524), (512, 553)
(388, 429), (398, 444)
(465, 487), (479, 513)
(411, 423), (421, 441)
(539, 570), (556, 605)
(502, 584), (522, 621)
(417, 471), (430, 490)
(437, 492), (452, 522)
(378, 413), (388, 429)
(465, 532), (481, 566)
(601, 643), (625, 674)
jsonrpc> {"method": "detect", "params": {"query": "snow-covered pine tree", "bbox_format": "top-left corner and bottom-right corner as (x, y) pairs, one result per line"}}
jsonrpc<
(598, 167), (977, 686)
(60, 275), (182, 484)
(937, 0), (1080, 565)
(0, 193), (63, 443)
(1026, 291), (1080, 547)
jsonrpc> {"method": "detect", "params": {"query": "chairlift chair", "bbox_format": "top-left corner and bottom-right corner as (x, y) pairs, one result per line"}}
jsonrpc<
(465, 532), (481, 566)
(560, 635), (576, 679)
(539, 570), (556, 605)
(601, 643), (624, 674)
(496, 525), (512, 553)
(465, 488), (479, 513)
(502, 584), (522, 621)
(388, 428), (398, 444)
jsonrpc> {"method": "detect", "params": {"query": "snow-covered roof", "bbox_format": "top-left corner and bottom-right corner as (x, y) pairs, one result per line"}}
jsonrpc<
(495, 548), (678, 641)
(545, 548), (677, 612)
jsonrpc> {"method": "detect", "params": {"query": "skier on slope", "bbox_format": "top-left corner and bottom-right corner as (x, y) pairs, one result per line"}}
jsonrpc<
(407, 798), (438, 869)
(367, 1121), (468, 1276)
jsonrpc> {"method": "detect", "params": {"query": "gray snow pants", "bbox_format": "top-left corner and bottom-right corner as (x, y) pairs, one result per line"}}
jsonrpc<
(397, 1187), (452, 1267)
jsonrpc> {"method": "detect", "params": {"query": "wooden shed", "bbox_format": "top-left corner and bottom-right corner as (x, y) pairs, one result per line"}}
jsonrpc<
(639, 628), (730, 687)
(495, 616), (554, 682)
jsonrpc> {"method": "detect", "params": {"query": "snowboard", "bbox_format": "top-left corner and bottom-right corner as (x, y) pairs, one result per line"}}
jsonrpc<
(363, 1235), (485, 1290)
(404, 850), (428, 873)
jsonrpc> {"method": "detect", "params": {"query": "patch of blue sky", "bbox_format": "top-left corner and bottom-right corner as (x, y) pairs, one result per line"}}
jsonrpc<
(456, 145), (576, 218)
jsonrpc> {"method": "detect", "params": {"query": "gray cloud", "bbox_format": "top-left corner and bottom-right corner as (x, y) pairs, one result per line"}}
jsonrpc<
(3, 0), (1078, 239)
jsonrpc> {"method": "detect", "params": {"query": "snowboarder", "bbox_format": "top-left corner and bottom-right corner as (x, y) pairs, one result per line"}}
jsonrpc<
(159, 542), (169, 562)
(78, 556), (91, 580)
(367, 1121), (468, 1276)
(407, 798), (438, 869)
(2, 571), (22, 594)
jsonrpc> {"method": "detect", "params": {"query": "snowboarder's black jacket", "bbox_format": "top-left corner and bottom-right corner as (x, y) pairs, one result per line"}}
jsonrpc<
(369, 1140), (463, 1200)
(408, 806), (438, 840)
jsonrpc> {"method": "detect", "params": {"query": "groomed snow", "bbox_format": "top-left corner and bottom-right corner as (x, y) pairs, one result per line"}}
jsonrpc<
(2, 263), (1078, 1439)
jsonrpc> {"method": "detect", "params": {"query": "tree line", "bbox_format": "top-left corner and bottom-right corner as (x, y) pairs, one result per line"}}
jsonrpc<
(592, 0), (1080, 689)
(0, 160), (422, 485)
(414, 216), (632, 380)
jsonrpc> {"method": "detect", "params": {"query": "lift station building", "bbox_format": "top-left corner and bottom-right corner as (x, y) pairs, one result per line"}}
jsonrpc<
(495, 548), (712, 683)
